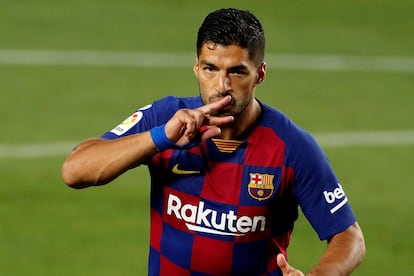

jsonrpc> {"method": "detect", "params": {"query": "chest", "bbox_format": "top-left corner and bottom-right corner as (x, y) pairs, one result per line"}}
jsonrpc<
(151, 132), (287, 207)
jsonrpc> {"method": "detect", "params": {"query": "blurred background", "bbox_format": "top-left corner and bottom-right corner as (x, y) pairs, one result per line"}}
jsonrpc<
(1, 0), (413, 275)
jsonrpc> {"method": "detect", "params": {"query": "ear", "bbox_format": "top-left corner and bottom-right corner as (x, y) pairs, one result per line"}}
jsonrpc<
(255, 62), (266, 84)
(193, 56), (200, 77)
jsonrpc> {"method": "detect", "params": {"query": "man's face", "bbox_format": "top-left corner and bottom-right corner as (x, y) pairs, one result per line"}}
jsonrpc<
(193, 42), (265, 117)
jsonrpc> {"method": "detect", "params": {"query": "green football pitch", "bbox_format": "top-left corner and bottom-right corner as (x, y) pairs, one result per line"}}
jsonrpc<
(1, 1), (413, 275)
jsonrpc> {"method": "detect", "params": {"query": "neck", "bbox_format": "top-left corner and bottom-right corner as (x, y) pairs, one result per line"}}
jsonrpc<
(219, 98), (261, 140)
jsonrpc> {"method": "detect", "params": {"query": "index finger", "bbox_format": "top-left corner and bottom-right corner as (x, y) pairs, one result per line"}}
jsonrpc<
(197, 95), (232, 115)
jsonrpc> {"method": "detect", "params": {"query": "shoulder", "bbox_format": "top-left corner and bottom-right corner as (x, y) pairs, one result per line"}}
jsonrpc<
(101, 95), (202, 139)
(258, 101), (316, 148)
(257, 101), (326, 170)
(153, 96), (203, 110)
(149, 96), (203, 122)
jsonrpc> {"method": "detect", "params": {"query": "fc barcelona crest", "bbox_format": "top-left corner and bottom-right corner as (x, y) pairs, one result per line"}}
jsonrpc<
(248, 173), (275, 201)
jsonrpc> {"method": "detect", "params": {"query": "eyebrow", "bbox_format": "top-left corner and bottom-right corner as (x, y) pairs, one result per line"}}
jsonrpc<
(199, 60), (217, 67)
(199, 60), (249, 71)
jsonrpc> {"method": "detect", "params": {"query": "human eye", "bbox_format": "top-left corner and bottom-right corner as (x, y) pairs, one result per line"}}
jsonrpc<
(230, 70), (245, 76)
(202, 65), (217, 73)
(229, 66), (248, 76)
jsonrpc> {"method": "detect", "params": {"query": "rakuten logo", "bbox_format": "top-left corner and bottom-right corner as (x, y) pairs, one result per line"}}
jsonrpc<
(167, 194), (266, 236)
(323, 184), (348, 214)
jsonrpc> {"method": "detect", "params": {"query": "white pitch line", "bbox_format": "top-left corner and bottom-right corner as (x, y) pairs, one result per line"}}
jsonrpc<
(1, 130), (414, 159)
(0, 49), (413, 72)
(313, 130), (414, 148)
(0, 49), (192, 68)
(267, 54), (414, 73)
(0, 142), (77, 159)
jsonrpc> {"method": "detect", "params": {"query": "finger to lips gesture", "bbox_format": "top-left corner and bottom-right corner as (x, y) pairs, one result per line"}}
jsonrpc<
(165, 95), (234, 147)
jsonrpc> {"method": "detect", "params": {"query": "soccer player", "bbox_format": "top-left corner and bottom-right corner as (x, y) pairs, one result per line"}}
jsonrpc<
(62, 8), (365, 275)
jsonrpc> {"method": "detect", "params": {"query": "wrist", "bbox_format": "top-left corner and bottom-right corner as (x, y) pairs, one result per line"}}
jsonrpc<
(149, 124), (176, 151)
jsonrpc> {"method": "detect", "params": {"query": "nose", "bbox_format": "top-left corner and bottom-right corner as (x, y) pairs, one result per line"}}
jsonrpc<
(216, 72), (231, 93)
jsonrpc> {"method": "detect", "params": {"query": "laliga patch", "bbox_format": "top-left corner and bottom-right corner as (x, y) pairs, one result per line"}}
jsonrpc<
(110, 111), (143, 136)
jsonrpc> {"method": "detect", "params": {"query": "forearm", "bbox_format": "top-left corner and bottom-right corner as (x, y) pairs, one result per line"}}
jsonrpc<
(308, 222), (365, 276)
(61, 131), (158, 188)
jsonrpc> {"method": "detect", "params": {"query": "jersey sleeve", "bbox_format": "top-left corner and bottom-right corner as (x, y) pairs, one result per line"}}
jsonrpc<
(100, 96), (184, 140)
(290, 130), (356, 241)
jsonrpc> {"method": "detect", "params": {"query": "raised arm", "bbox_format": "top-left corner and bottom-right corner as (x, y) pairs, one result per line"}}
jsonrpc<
(61, 132), (157, 189)
(61, 96), (234, 189)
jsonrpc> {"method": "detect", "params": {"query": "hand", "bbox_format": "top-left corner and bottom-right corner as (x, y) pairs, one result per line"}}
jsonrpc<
(277, 253), (305, 276)
(165, 95), (234, 147)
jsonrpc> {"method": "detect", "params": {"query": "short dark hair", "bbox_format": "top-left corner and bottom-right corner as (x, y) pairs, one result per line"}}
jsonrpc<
(196, 8), (265, 65)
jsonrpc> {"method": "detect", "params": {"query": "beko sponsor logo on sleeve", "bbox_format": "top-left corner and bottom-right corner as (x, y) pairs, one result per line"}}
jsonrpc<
(323, 183), (348, 214)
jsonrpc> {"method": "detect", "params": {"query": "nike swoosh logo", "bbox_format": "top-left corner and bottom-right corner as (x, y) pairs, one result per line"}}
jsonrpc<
(172, 164), (201, 175)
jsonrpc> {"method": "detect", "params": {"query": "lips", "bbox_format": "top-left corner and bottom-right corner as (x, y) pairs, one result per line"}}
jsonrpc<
(210, 94), (234, 105)
(216, 98), (234, 116)
(206, 93), (234, 116)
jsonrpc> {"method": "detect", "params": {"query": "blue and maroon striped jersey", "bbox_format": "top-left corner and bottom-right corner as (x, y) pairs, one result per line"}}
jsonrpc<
(102, 96), (356, 275)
